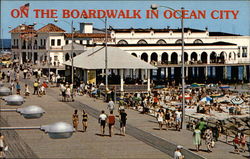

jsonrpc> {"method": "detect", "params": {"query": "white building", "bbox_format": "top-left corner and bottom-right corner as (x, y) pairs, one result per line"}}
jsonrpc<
(10, 23), (250, 83)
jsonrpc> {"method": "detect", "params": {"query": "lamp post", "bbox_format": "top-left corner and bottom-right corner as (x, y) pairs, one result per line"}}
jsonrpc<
(95, 17), (108, 101)
(104, 17), (108, 101)
(54, 19), (74, 85)
(151, 4), (185, 129)
(33, 22), (51, 82)
(0, 122), (75, 139)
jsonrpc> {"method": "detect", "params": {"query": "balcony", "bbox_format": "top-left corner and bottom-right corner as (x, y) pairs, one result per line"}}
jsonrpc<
(39, 46), (46, 50)
(50, 46), (63, 50)
(12, 45), (19, 49)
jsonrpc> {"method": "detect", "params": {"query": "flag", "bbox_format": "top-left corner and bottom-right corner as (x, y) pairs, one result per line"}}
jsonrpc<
(20, 3), (30, 12)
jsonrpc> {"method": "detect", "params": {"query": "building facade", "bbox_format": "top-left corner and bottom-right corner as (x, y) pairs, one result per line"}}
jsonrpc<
(10, 23), (250, 84)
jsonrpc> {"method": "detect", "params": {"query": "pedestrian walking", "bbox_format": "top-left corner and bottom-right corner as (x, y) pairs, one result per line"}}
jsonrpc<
(0, 133), (6, 159)
(107, 98), (115, 112)
(175, 109), (182, 131)
(2, 72), (5, 81)
(16, 82), (21, 95)
(99, 110), (107, 136)
(174, 145), (184, 159)
(108, 111), (115, 137)
(24, 84), (30, 96)
(23, 68), (28, 79)
(232, 134), (240, 154)
(240, 132), (246, 152)
(157, 110), (164, 130)
(66, 86), (71, 102)
(193, 126), (202, 152)
(33, 81), (39, 95)
(72, 110), (79, 131)
(165, 109), (171, 130)
(204, 127), (213, 152)
(82, 110), (88, 132)
(6, 71), (10, 83)
(119, 109), (127, 136)
(9, 80), (15, 95)
(197, 118), (206, 136)
(60, 84), (66, 102)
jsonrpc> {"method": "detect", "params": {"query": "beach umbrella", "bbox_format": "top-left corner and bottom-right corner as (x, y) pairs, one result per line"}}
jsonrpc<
(211, 94), (224, 98)
(179, 95), (192, 100)
(191, 83), (200, 88)
(219, 85), (230, 89)
(200, 96), (213, 102)
(153, 85), (165, 89)
(231, 97), (244, 105)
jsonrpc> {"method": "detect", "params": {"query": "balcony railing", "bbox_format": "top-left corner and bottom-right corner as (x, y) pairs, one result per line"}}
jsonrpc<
(11, 45), (19, 49)
(50, 46), (63, 50)
(39, 46), (46, 50)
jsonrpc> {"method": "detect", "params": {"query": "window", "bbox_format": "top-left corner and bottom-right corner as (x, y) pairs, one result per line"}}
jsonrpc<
(117, 40), (128, 45)
(40, 39), (43, 46)
(44, 39), (46, 46)
(80, 40), (83, 44)
(51, 39), (55, 46)
(242, 46), (248, 57)
(54, 56), (58, 61)
(16, 39), (19, 46)
(175, 39), (183, 44)
(57, 39), (61, 46)
(238, 46), (241, 58)
(193, 39), (203, 44)
(156, 39), (167, 44)
(66, 40), (69, 45)
(137, 39), (147, 45)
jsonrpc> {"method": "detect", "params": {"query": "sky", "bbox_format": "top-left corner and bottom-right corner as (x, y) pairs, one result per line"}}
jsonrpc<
(1, 1), (250, 38)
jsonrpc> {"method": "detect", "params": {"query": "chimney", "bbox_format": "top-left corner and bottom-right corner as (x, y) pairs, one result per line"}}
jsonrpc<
(80, 23), (93, 33)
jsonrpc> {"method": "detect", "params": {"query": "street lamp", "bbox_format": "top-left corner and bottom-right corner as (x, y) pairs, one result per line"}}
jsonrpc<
(0, 105), (45, 119)
(0, 122), (75, 139)
(54, 19), (75, 85)
(2, 94), (24, 105)
(151, 4), (186, 129)
(34, 22), (52, 82)
(0, 87), (11, 96)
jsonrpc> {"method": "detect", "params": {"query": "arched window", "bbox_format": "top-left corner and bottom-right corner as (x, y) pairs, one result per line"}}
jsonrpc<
(137, 39), (148, 45)
(150, 53), (158, 63)
(131, 53), (137, 57)
(171, 52), (178, 64)
(117, 40), (128, 45)
(65, 53), (70, 61)
(175, 39), (184, 44)
(193, 39), (203, 44)
(141, 53), (148, 62)
(201, 52), (207, 63)
(161, 52), (168, 64)
(156, 39), (167, 44)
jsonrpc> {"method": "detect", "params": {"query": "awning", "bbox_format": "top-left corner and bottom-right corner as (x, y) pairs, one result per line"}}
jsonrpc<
(63, 46), (156, 69)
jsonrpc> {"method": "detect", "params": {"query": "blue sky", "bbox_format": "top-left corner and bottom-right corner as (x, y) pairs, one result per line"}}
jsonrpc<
(1, 1), (249, 38)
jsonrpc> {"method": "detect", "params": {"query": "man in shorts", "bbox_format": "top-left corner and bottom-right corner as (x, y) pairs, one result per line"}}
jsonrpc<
(99, 110), (107, 136)
(175, 109), (182, 131)
(119, 109), (127, 136)
(108, 111), (115, 137)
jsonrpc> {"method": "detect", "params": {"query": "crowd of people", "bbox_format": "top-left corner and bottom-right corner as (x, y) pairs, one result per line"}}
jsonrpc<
(0, 63), (249, 158)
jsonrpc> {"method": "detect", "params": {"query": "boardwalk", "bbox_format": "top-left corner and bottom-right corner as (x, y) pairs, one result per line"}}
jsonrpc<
(0, 68), (249, 158)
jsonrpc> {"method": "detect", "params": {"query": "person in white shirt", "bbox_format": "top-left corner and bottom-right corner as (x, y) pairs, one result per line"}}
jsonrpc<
(174, 145), (184, 159)
(107, 99), (115, 112)
(175, 109), (182, 131)
(99, 110), (107, 135)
